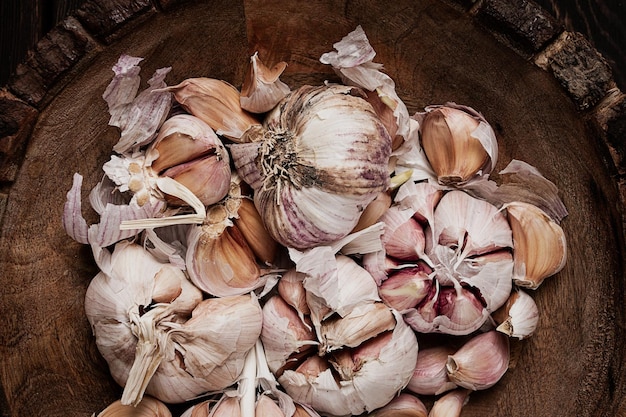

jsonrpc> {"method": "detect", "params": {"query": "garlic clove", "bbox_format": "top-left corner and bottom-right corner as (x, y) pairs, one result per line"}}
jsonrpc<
(212, 397), (242, 417)
(378, 266), (432, 311)
(504, 201), (567, 289)
(369, 393), (428, 417)
(162, 78), (262, 142)
(446, 330), (510, 390)
(185, 210), (263, 297)
(394, 180), (443, 227)
(96, 396), (172, 417)
(318, 302), (396, 354)
(261, 295), (317, 374)
(492, 288), (539, 339)
(419, 103), (497, 186)
(380, 205), (426, 261)
(294, 354), (330, 380)
(352, 191), (392, 233)
(278, 269), (311, 318)
(233, 197), (279, 265)
(255, 394), (286, 417)
(240, 52), (291, 114)
(428, 389), (471, 417)
(406, 345), (458, 396)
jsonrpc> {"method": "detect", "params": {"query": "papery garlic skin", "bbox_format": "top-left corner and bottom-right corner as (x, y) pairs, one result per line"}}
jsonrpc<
(230, 84), (392, 250)
(240, 52), (291, 113)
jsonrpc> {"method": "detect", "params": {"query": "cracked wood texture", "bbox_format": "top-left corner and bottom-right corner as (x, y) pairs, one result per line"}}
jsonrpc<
(0, 1), (625, 416)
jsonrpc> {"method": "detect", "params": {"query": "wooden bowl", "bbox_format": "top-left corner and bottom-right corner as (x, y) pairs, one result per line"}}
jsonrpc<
(1, 1), (625, 416)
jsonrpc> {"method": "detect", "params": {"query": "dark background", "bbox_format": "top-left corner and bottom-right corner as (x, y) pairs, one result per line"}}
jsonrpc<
(0, 0), (625, 91)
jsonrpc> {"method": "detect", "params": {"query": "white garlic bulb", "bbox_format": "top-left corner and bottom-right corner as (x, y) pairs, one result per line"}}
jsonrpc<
(230, 84), (392, 250)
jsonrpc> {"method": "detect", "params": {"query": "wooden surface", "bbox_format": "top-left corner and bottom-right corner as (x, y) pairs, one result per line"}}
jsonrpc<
(0, 0), (625, 416)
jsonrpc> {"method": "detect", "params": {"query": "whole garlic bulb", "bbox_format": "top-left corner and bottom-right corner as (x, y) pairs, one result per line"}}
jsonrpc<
(230, 84), (392, 250)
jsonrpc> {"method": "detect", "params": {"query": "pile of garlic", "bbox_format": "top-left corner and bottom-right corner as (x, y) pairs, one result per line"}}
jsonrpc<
(63, 25), (567, 417)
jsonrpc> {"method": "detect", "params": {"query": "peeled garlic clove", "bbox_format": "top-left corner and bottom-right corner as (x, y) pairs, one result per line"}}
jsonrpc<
(233, 197), (279, 264)
(380, 205), (426, 261)
(261, 295), (317, 374)
(446, 330), (510, 390)
(185, 206), (262, 297)
(428, 389), (470, 417)
(492, 289), (539, 339)
(406, 345), (457, 396)
(255, 394), (286, 417)
(419, 103), (497, 186)
(369, 393), (428, 417)
(163, 77), (262, 142)
(96, 396), (172, 417)
(504, 201), (567, 289)
(278, 269), (311, 318)
(240, 52), (291, 113)
(378, 266), (432, 311)
(230, 84), (392, 250)
(319, 302), (395, 354)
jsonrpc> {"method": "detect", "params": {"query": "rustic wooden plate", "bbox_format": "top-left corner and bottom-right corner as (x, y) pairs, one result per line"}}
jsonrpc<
(1, 1), (625, 416)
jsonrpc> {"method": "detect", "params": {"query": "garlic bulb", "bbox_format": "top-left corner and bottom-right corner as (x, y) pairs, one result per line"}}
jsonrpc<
(96, 396), (171, 417)
(85, 241), (262, 405)
(230, 83), (392, 250)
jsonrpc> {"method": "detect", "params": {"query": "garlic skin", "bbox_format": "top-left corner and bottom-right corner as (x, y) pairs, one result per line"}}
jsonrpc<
(418, 103), (498, 186)
(492, 289), (539, 339)
(446, 330), (510, 390)
(145, 114), (231, 207)
(504, 201), (567, 289)
(240, 52), (291, 113)
(96, 396), (172, 417)
(230, 84), (392, 250)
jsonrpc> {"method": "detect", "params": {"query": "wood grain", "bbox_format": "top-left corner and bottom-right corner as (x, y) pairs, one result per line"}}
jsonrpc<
(0, 0), (625, 416)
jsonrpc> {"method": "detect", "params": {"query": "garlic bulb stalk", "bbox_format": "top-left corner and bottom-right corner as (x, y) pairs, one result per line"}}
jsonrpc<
(230, 83), (392, 250)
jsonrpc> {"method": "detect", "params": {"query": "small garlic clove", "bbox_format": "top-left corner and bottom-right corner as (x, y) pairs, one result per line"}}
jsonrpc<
(378, 266), (432, 311)
(319, 302), (396, 354)
(233, 197), (279, 265)
(369, 393), (428, 417)
(446, 330), (510, 390)
(240, 52), (291, 114)
(213, 397), (242, 417)
(428, 389), (470, 417)
(419, 103), (497, 186)
(504, 201), (567, 289)
(185, 206), (262, 297)
(278, 269), (311, 318)
(380, 205), (426, 261)
(406, 345), (457, 396)
(352, 191), (392, 233)
(96, 396), (172, 417)
(492, 288), (539, 339)
(255, 394), (286, 417)
(261, 295), (317, 374)
(162, 78), (262, 142)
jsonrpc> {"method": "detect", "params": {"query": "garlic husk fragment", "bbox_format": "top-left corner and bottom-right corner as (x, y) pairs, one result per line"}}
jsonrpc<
(504, 201), (567, 289)
(418, 103), (498, 186)
(162, 78), (262, 142)
(240, 52), (291, 113)
(277, 310), (418, 417)
(145, 114), (231, 207)
(103, 55), (172, 154)
(428, 389), (470, 417)
(446, 330), (510, 390)
(96, 396), (171, 417)
(368, 393), (428, 417)
(230, 84), (392, 250)
(492, 288), (539, 339)
(406, 345), (457, 396)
